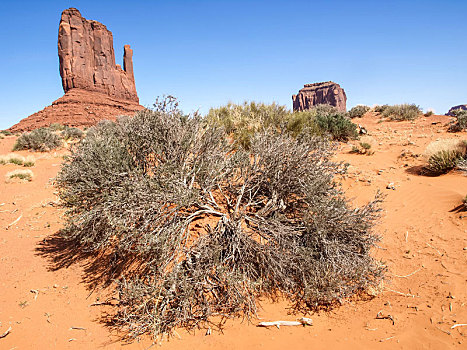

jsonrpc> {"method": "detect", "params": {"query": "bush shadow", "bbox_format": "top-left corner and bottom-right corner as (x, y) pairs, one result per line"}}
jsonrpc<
(35, 229), (141, 290)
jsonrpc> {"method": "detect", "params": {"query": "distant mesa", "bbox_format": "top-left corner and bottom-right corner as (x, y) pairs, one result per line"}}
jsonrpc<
(446, 104), (467, 116)
(292, 81), (347, 112)
(9, 8), (143, 132)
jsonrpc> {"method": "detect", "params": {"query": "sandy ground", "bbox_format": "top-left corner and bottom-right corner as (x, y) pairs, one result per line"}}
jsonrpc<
(0, 114), (466, 349)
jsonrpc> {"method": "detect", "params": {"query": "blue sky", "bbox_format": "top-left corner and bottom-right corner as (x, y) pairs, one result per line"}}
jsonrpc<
(1, 0), (466, 129)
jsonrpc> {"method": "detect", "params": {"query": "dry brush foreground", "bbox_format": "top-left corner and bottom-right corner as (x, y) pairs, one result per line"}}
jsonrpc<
(0, 113), (466, 349)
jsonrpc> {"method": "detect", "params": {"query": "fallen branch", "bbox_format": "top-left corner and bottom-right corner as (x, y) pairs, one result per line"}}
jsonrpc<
(451, 324), (467, 329)
(257, 318), (313, 329)
(70, 327), (86, 331)
(385, 287), (418, 298)
(6, 214), (22, 230)
(0, 326), (11, 339)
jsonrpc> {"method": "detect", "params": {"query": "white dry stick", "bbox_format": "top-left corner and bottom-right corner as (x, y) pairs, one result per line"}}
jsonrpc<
(0, 326), (11, 339)
(257, 318), (313, 329)
(385, 288), (418, 298)
(393, 267), (423, 278)
(6, 214), (22, 230)
(30, 289), (39, 301)
(451, 324), (467, 329)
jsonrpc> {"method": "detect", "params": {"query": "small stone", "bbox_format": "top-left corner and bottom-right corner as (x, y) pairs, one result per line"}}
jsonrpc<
(386, 182), (396, 190)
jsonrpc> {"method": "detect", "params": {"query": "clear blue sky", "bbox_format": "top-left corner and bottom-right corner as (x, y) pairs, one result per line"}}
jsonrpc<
(1, 0), (466, 129)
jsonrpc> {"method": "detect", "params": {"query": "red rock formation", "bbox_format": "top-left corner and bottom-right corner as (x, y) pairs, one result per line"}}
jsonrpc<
(447, 104), (467, 116)
(58, 8), (138, 102)
(292, 82), (347, 112)
(9, 8), (143, 132)
(9, 89), (143, 132)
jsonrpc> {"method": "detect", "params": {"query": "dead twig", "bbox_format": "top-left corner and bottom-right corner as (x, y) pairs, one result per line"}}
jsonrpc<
(0, 326), (12, 339)
(392, 267), (423, 278)
(451, 324), (467, 329)
(385, 287), (418, 298)
(257, 318), (313, 329)
(376, 311), (395, 325)
(70, 327), (86, 331)
(6, 214), (22, 230)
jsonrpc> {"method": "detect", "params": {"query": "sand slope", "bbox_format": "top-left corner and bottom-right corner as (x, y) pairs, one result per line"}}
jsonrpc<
(0, 114), (466, 349)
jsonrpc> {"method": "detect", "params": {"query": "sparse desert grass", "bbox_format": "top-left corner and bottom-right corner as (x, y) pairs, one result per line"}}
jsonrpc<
(449, 110), (467, 132)
(350, 141), (373, 155)
(1, 130), (13, 136)
(380, 104), (422, 121)
(348, 105), (370, 118)
(207, 101), (289, 148)
(55, 97), (383, 340)
(424, 139), (467, 174)
(13, 127), (63, 152)
(5, 169), (33, 182)
(0, 153), (36, 167)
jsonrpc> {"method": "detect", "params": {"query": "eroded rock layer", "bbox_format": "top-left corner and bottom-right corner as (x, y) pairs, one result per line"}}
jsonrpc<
(9, 89), (144, 132)
(292, 82), (347, 112)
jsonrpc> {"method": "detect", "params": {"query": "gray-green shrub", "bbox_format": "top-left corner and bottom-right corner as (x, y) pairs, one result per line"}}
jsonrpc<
(348, 105), (370, 118)
(54, 98), (384, 340)
(13, 128), (62, 152)
(449, 110), (467, 132)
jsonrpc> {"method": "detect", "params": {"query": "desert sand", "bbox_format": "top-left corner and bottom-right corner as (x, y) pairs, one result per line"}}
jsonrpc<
(0, 113), (466, 349)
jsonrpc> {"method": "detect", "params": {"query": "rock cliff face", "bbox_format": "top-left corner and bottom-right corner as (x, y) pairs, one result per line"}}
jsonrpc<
(9, 8), (143, 132)
(292, 82), (346, 112)
(58, 8), (138, 102)
(447, 104), (467, 116)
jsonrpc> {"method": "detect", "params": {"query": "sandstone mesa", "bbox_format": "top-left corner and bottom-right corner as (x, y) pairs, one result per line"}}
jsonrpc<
(9, 8), (143, 132)
(292, 81), (347, 112)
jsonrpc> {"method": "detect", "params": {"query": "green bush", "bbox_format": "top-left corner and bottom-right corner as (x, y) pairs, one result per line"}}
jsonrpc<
(348, 105), (370, 118)
(449, 110), (467, 132)
(13, 128), (62, 152)
(381, 104), (422, 121)
(287, 105), (358, 141)
(55, 97), (383, 340)
(1, 130), (13, 136)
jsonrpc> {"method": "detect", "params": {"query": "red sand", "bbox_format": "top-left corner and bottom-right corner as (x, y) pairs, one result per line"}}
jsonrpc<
(0, 114), (466, 349)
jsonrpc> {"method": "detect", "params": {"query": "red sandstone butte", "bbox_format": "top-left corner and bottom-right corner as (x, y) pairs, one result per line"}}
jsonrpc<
(292, 81), (347, 112)
(9, 8), (143, 132)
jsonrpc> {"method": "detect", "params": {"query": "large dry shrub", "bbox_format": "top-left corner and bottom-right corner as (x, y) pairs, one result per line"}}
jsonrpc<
(55, 98), (383, 340)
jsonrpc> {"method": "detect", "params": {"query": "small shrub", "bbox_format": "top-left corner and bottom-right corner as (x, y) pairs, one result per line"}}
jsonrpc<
(0, 153), (24, 165)
(23, 156), (36, 167)
(373, 105), (389, 114)
(1, 130), (13, 136)
(314, 112), (358, 141)
(13, 128), (62, 152)
(55, 97), (383, 340)
(348, 105), (370, 118)
(449, 110), (467, 132)
(381, 104), (422, 121)
(288, 105), (358, 141)
(5, 169), (33, 182)
(61, 126), (84, 140)
(48, 123), (66, 131)
(424, 110), (434, 117)
(425, 139), (467, 174)
(350, 142), (373, 155)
